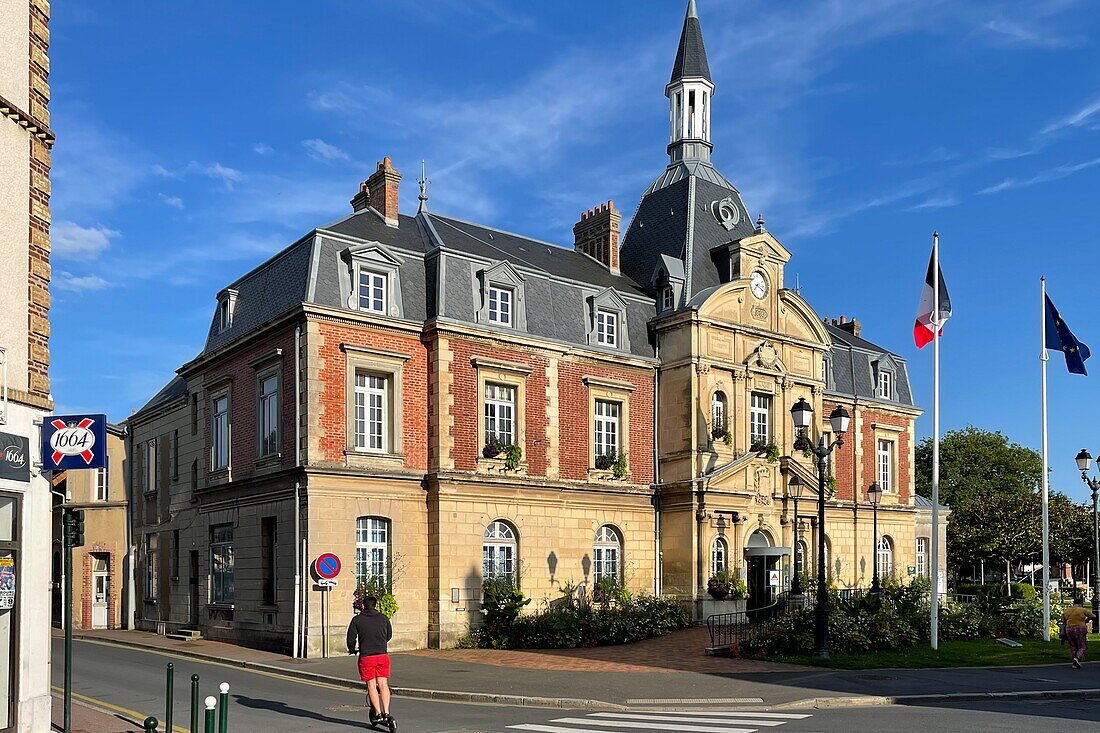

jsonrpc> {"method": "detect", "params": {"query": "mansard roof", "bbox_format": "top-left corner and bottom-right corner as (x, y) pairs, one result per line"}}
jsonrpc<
(824, 322), (916, 409)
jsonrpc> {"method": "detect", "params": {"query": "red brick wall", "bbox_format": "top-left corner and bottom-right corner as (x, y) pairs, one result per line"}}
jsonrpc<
(825, 399), (912, 503)
(316, 321), (428, 469)
(78, 546), (120, 630)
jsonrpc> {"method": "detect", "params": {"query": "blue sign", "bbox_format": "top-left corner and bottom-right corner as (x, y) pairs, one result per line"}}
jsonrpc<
(41, 414), (108, 471)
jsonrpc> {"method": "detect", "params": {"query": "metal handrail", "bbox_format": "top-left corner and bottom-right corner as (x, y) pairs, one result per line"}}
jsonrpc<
(706, 594), (793, 649)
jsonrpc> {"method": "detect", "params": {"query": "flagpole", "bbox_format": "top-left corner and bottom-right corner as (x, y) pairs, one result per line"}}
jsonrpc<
(1040, 276), (1051, 642)
(931, 231), (940, 651)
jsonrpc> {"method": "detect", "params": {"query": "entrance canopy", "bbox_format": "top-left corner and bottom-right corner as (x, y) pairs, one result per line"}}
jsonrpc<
(744, 546), (791, 557)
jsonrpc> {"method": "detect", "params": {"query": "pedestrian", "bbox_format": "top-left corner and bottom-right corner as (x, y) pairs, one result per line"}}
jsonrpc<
(347, 596), (396, 730)
(1060, 593), (1095, 669)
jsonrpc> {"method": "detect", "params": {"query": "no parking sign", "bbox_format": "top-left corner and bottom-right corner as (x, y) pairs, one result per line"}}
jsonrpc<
(313, 552), (341, 586)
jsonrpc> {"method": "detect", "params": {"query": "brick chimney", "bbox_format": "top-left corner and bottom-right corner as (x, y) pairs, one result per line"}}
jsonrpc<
(573, 200), (621, 275)
(352, 156), (402, 227)
(829, 315), (862, 338)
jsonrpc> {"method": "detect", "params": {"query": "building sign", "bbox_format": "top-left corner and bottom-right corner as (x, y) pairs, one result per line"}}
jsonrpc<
(0, 433), (29, 483)
(0, 554), (14, 610)
(768, 569), (781, 588)
(41, 414), (108, 471)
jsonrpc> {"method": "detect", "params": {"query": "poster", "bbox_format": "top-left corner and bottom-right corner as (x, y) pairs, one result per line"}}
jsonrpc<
(0, 554), (14, 610)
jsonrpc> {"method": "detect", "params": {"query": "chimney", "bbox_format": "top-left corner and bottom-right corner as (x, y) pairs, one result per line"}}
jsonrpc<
(573, 200), (621, 275)
(354, 156), (402, 227)
(830, 315), (862, 338)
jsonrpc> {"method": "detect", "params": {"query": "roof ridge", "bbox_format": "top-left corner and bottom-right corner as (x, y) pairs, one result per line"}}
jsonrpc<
(218, 231), (315, 293)
(429, 212), (568, 251)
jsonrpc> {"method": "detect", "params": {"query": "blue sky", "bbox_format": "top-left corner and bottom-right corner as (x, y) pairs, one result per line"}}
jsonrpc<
(49, 1), (1100, 500)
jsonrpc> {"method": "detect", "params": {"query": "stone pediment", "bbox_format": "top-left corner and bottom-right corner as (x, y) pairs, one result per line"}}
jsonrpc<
(745, 340), (787, 374)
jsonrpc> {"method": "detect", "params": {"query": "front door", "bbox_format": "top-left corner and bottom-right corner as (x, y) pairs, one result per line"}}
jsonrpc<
(188, 550), (199, 627)
(91, 555), (109, 629)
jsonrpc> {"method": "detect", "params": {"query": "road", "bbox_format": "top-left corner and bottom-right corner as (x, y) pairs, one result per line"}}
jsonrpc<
(53, 638), (1100, 732)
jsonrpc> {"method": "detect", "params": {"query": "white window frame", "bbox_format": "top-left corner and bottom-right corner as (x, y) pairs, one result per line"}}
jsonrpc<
(662, 286), (674, 311)
(484, 383), (516, 446)
(711, 392), (727, 432)
(711, 537), (728, 576)
(593, 525), (622, 584)
(210, 524), (235, 605)
(877, 370), (893, 400)
(594, 400), (620, 459)
(596, 308), (618, 347)
(144, 533), (158, 601)
(354, 373), (388, 453)
(877, 536), (894, 580)
(750, 393), (771, 446)
(143, 438), (158, 494)
(877, 438), (894, 492)
(915, 537), (929, 578)
(355, 517), (390, 591)
(487, 285), (513, 327)
(95, 457), (109, 502)
(211, 393), (230, 471)
(357, 267), (387, 314)
(483, 521), (517, 583)
(258, 372), (279, 458)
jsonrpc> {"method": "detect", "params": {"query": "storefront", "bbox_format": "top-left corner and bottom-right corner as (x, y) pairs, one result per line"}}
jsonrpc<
(0, 492), (20, 731)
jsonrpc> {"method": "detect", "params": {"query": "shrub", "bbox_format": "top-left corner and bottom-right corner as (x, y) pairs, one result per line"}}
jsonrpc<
(612, 453), (629, 479)
(354, 582), (399, 619)
(707, 569), (746, 600)
(481, 577), (531, 648)
(595, 450), (616, 471)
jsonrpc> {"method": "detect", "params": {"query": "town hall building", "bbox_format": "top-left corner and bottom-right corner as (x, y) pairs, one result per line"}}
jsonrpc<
(127, 1), (944, 655)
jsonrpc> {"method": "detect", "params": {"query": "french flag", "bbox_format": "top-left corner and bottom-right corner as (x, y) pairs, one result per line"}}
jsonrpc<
(914, 247), (952, 349)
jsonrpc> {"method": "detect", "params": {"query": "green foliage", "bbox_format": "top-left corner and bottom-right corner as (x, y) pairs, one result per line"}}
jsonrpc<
(751, 441), (781, 463)
(467, 587), (691, 649)
(612, 453), (629, 479)
(595, 449), (616, 471)
(955, 582), (1037, 600)
(354, 583), (399, 619)
(707, 569), (747, 600)
(484, 436), (523, 470)
(504, 443), (523, 471)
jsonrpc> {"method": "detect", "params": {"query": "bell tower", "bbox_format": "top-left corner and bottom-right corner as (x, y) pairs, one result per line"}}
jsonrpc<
(666, 0), (714, 164)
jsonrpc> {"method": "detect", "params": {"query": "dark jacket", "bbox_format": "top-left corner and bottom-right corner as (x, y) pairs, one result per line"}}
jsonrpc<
(347, 610), (392, 657)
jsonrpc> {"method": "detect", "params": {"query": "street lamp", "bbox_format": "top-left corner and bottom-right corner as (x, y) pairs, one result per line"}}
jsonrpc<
(1075, 448), (1100, 633)
(790, 398), (850, 659)
(789, 474), (805, 596)
(867, 481), (883, 594)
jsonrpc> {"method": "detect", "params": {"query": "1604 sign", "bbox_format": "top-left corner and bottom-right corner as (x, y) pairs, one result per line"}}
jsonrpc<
(42, 414), (108, 471)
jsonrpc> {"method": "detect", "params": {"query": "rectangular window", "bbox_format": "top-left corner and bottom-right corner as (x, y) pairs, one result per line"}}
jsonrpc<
(356, 517), (390, 590)
(878, 370), (892, 400)
(593, 546), (620, 584)
(95, 458), (108, 502)
(143, 439), (157, 494)
(358, 269), (386, 313)
(261, 517), (277, 605)
(210, 524), (235, 605)
(662, 287), (674, 311)
(487, 285), (512, 326)
(190, 393), (199, 435)
(915, 537), (928, 578)
(482, 542), (515, 582)
(258, 373), (280, 457)
(822, 357), (830, 386)
(594, 400), (620, 459)
(484, 383), (516, 445)
(144, 533), (158, 600)
(877, 439), (894, 492)
(172, 529), (180, 581)
(750, 393), (771, 446)
(596, 309), (618, 347)
(212, 394), (230, 471)
(218, 299), (231, 332)
(354, 373), (388, 452)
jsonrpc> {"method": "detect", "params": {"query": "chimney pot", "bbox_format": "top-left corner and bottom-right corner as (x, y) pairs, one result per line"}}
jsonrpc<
(573, 199), (621, 276)
(357, 156), (402, 226)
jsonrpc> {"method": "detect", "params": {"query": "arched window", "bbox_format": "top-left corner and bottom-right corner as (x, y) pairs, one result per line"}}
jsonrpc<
(915, 537), (929, 578)
(483, 520), (517, 583)
(822, 536), (832, 580)
(747, 530), (771, 548)
(711, 392), (727, 434)
(711, 537), (728, 576)
(593, 525), (622, 584)
(877, 536), (894, 580)
(795, 540), (808, 577)
(355, 517), (390, 591)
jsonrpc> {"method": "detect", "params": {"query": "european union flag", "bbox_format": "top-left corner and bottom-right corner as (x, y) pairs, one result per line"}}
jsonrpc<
(1045, 293), (1091, 375)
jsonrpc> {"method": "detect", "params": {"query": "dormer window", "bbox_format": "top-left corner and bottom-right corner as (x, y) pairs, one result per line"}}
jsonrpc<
(596, 309), (618, 347)
(219, 300), (231, 331)
(877, 370), (892, 400)
(216, 288), (238, 334)
(488, 285), (513, 326)
(357, 268), (386, 314)
(662, 286), (674, 311)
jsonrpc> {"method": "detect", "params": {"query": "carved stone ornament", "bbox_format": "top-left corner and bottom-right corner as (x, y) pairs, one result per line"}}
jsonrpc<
(751, 305), (768, 322)
(696, 362), (711, 375)
(711, 197), (741, 231)
(752, 465), (772, 506)
(757, 342), (778, 369)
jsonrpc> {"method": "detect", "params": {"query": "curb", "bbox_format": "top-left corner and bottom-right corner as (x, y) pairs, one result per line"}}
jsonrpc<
(68, 633), (624, 711)
(777, 688), (1100, 710)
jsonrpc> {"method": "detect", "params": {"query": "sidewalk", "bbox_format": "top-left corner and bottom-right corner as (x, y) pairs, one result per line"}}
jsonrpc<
(63, 627), (1100, 710)
(52, 694), (145, 733)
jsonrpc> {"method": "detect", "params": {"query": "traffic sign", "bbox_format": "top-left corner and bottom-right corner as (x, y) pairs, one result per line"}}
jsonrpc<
(317, 579), (338, 588)
(315, 553), (342, 580)
(42, 414), (108, 470)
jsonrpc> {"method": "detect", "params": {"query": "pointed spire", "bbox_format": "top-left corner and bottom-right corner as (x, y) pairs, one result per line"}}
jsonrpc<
(670, 0), (712, 85)
(417, 160), (430, 212)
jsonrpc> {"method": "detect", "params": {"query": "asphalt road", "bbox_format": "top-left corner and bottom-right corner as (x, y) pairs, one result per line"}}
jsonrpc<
(52, 637), (1100, 732)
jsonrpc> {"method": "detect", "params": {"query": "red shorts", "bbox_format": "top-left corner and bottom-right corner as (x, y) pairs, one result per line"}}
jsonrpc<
(358, 653), (391, 681)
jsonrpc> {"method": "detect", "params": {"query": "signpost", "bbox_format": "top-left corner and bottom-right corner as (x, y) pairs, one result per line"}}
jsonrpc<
(312, 553), (341, 658)
(45, 413), (105, 733)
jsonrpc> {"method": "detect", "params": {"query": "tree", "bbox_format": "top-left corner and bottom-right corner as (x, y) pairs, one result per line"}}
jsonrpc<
(1049, 493), (1093, 571)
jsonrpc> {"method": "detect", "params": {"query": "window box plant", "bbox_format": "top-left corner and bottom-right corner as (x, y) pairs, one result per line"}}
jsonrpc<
(750, 440), (781, 463)
(595, 450), (617, 471)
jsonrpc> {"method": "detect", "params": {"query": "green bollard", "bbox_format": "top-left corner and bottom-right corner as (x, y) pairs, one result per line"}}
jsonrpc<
(165, 663), (174, 733)
(143, 716), (159, 733)
(190, 674), (200, 733)
(217, 683), (230, 733)
(204, 696), (216, 733)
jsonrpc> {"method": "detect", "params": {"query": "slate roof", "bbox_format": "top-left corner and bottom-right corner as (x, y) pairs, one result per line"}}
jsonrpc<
(670, 0), (712, 84)
(137, 375), (188, 414)
(915, 495), (950, 512)
(825, 323), (916, 408)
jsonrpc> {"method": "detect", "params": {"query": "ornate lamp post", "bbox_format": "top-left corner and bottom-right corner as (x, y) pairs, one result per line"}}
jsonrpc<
(790, 397), (850, 659)
(867, 481), (883, 594)
(789, 475), (805, 596)
(1074, 449), (1100, 633)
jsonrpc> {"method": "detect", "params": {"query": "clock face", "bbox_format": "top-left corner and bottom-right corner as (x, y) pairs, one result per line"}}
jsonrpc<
(750, 271), (768, 299)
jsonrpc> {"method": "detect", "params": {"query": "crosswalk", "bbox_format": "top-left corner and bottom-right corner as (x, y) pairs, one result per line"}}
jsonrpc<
(508, 710), (812, 733)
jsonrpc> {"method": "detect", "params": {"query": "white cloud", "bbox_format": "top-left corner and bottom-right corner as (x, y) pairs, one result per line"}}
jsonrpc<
(158, 193), (184, 209)
(204, 163), (243, 189)
(302, 138), (350, 162)
(980, 18), (1069, 48)
(253, 143), (274, 155)
(52, 220), (118, 260)
(1042, 95), (1100, 136)
(906, 194), (959, 211)
(51, 119), (149, 217)
(978, 156), (1100, 194)
(153, 161), (243, 189)
(54, 271), (109, 293)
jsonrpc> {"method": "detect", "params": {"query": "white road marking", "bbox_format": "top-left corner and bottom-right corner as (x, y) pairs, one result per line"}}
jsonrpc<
(548, 718), (755, 733)
(590, 712), (788, 726)
(509, 726), (640, 733)
(628, 712), (810, 719)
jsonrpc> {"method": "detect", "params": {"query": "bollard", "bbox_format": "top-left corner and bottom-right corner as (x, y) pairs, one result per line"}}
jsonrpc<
(190, 674), (201, 733)
(217, 682), (230, 733)
(143, 716), (159, 733)
(165, 663), (174, 733)
(204, 696), (217, 733)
